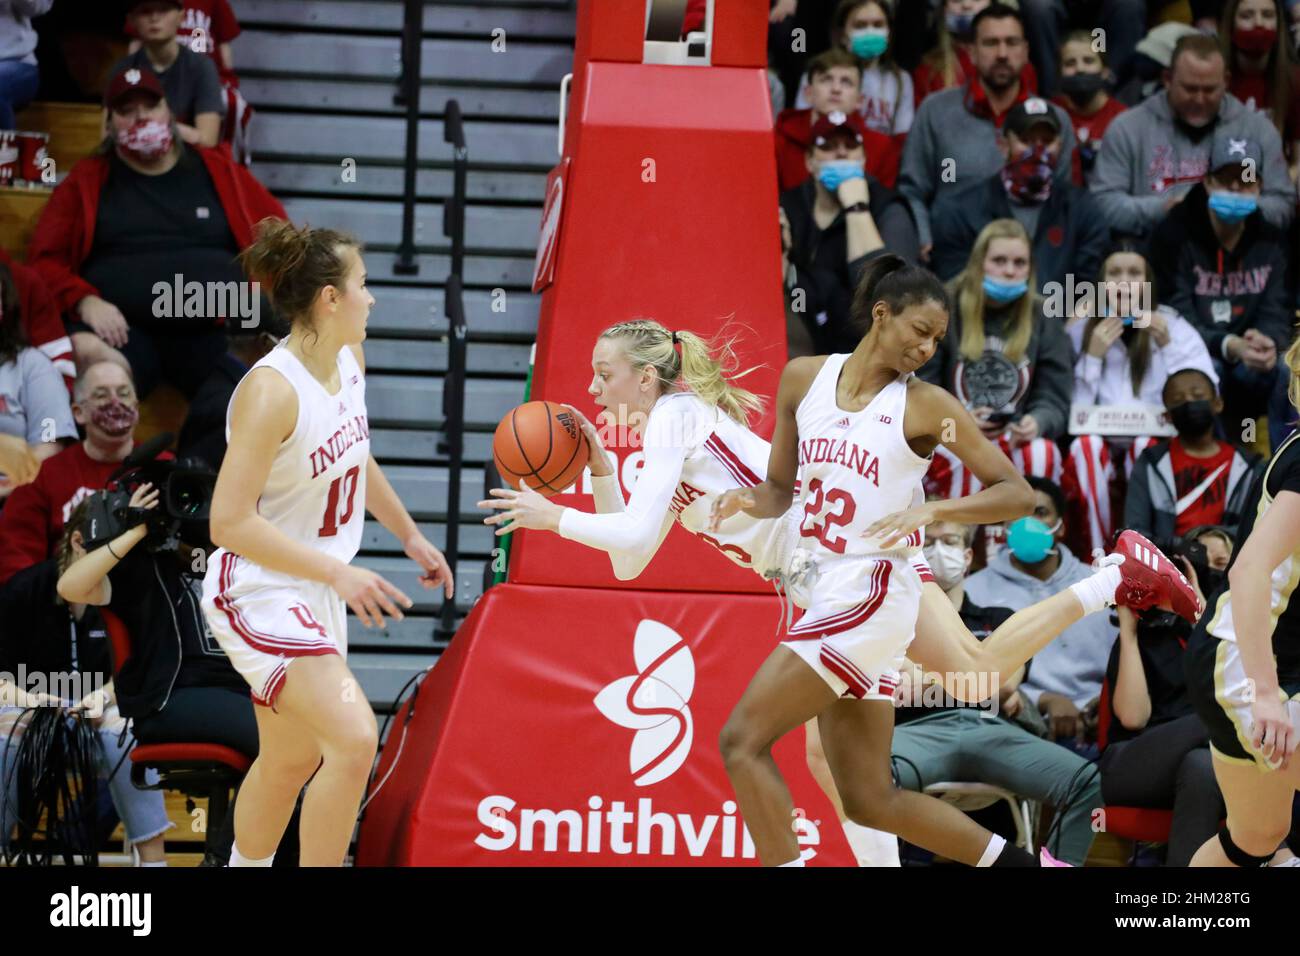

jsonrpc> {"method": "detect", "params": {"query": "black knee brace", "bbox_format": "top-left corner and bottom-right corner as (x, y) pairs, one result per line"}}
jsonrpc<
(1218, 826), (1275, 867)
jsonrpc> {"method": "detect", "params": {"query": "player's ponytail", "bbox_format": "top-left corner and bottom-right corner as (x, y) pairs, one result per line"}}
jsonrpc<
(850, 253), (949, 337)
(239, 218), (360, 335)
(599, 319), (766, 425)
(1286, 328), (1300, 413)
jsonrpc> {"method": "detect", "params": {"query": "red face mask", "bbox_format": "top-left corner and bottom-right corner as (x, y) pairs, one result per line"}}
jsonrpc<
(116, 118), (174, 162)
(1234, 26), (1278, 54)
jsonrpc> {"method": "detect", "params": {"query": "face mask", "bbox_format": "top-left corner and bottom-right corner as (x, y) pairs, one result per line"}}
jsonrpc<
(817, 158), (865, 192)
(116, 118), (173, 162)
(924, 541), (969, 589)
(1200, 567), (1226, 598)
(1000, 143), (1056, 204)
(1006, 516), (1059, 564)
(946, 11), (974, 39)
(1207, 190), (1258, 224)
(982, 275), (1028, 304)
(1233, 26), (1277, 54)
(1169, 398), (1216, 437)
(1058, 72), (1106, 105)
(89, 400), (139, 438)
(848, 27), (889, 60)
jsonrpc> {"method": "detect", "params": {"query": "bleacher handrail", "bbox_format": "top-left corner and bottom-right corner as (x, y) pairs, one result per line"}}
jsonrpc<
(393, 0), (423, 276)
(439, 273), (468, 639)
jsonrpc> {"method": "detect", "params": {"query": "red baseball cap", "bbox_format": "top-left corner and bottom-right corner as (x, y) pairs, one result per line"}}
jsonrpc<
(809, 110), (869, 148)
(103, 66), (165, 110)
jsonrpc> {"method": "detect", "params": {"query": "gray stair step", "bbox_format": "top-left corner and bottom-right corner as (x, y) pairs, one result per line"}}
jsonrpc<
(382, 461), (514, 518)
(350, 652), (440, 710)
(360, 519), (495, 555)
(240, 76), (559, 119)
(368, 374), (521, 429)
(366, 253), (537, 289)
(280, 197), (541, 253)
(370, 428), (494, 461)
(251, 158), (547, 202)
(236, 0), (575, 37)
(237, 31), (572, 86)
(356, 554), (485, 612)
(366, 285), (540, 336)
(254, 113), (557, 167)
(363, 337), (531, 375)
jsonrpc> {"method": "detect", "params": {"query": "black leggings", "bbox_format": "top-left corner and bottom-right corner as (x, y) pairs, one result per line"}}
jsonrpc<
(1099, 713), (1224, 867)
(119, 324), (228, 401)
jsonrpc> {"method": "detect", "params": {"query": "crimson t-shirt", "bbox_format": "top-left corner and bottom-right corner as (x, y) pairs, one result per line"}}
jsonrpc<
(1053, 94), (1126, 186)
(1168, 437), (1236, 536)
(124, 0), (241, 82)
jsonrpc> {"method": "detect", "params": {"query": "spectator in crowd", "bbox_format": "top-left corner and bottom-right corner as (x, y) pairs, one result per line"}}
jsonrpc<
(779, 206), (818, 359)
(780, 110), (919, 353)
(964, 476), (1119, 758)
(1099, 534), (1229, 867)
(1051, 31), (1127, 186)
(1091, 34), (1295, 238)
(0, 512), (172, 866)
(1148, 132), (1293, 432)
(1124, 367), (1264, 543)
(930, 97), (1108, 295)
(1222, 0), (1300, 177)
(1019, 0), (1147, 99)
(900, 3), (1074, 260)
(913, 0), (1040, 106)
(0, 250), (76, 393)
(112, 0), (223, 148)
(177, 313), (287, 470)
(775, 48), (902, 190)
(919, 218), (1072, 500)
(126, 0), (252, 164)
(1062, 241), (1218, 557)
(887, 515), (1103, 867)
(0, 0), (53, 129)
(1114, 21), (1199, 107)
(1289, 0), (1300, 54)
(26, 67), (284, 400)
(0, 259), (77, 502)
(0, 361), (138, 587)
(793, 0), (915, 138)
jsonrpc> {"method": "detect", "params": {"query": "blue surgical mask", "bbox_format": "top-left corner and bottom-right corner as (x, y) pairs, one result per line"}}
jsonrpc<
(848, 27), (889, 60)
(817, 158), (865, 192)
(1006, 516), (1060, 564)
(1207, 190), (1258, 224)
(982, 276), (1029, 304)
(946, 11), (974, 38)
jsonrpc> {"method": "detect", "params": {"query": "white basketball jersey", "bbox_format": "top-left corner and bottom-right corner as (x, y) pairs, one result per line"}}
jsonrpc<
(207, 342), (370, 587)
(794, 354), (932, 565)
(663, 394), (793, 576)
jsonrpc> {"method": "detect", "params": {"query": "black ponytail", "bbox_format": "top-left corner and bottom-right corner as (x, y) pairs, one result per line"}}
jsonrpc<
(850, 254), (949, 334)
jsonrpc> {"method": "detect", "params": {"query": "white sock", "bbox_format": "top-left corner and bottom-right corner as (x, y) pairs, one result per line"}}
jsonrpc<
(841, 821), (901, 867)
(229, 842), (275, 867)
(976, 833), (1006, 868)
(139, 860), (168, 867)
(1069, 561), (1123, 616)
(777, 855), (806, 867)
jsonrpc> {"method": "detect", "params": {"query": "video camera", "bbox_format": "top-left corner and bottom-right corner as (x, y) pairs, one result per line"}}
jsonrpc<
(81, 433), (218, 563)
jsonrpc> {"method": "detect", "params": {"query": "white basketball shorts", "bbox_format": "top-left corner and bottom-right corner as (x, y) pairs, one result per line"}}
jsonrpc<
(201, 551), (347, 711)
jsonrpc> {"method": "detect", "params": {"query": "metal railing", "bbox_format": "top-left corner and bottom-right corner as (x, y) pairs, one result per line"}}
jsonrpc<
(393, 0), (423, 275)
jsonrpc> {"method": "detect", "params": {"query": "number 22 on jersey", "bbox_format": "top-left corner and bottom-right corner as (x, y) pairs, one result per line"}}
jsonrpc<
(800, 477), (856, 554)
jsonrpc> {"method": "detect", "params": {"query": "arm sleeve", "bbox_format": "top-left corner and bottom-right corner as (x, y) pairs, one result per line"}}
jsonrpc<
(26, 172), (100, 314)
(869, 198), (920, 265)
(1074, 353), (1102, 406)
(1122, 453), (1157, 539)
(557, 411), (692, 581)
(19, 269), (75, 392)
(0, 476), (53, 586)
(1248, 251), (1293, 351)
(213, 0), (242, 41)
(1024, 315), (1073, 438)
(18, 350), (77, 445)
(1157, 313), (1217, 388)
(1089, 117), (1170, 234)
(893, 72), (915, 135)
(896, 102), (937, 247)
(1255, 118), (1296, 230)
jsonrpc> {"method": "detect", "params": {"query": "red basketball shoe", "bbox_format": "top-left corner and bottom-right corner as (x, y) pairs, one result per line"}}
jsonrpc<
(1113, 530), (1202, 622)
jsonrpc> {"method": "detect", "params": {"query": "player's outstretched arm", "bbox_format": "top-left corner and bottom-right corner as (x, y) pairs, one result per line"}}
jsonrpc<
(709, 357), (817, 530)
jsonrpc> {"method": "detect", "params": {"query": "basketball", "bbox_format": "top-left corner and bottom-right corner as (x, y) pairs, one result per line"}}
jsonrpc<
(492, 400), (589, 497)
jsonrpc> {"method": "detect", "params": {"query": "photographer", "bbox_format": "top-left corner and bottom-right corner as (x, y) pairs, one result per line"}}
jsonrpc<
(0, 504), (171, 865)
(1097, 528), (1229, 867)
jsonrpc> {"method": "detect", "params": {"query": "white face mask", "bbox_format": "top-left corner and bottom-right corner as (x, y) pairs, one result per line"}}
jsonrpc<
(924, 541), (969, 589)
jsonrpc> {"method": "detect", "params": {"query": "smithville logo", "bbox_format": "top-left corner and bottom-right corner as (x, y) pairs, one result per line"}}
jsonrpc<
(594, 619), (693, 786)
(49, 887), (151, 936)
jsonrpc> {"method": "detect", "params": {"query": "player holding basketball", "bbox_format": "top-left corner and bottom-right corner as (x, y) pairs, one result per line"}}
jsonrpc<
(1184, 332), (1300, 868)
(482, 257), (1197, 867)
(201, 219), (453, 868)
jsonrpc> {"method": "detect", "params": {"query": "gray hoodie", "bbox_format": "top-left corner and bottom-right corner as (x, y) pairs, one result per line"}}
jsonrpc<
(963, 544), (1117, 709)
(0, 0), (53, 64)
(1089, 90), (1296, 235)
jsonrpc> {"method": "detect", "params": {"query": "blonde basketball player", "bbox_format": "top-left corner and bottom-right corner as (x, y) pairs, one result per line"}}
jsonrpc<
(202, 219), (453, 867)
(482, 259), (1197, 866)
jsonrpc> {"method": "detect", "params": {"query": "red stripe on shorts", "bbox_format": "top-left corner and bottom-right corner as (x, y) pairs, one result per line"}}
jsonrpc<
(215, 552), (338, 656)
(787, 561), (891, 638)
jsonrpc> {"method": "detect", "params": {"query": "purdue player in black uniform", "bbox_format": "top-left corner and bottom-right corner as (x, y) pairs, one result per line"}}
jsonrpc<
(1185, 335), (1300, 867)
